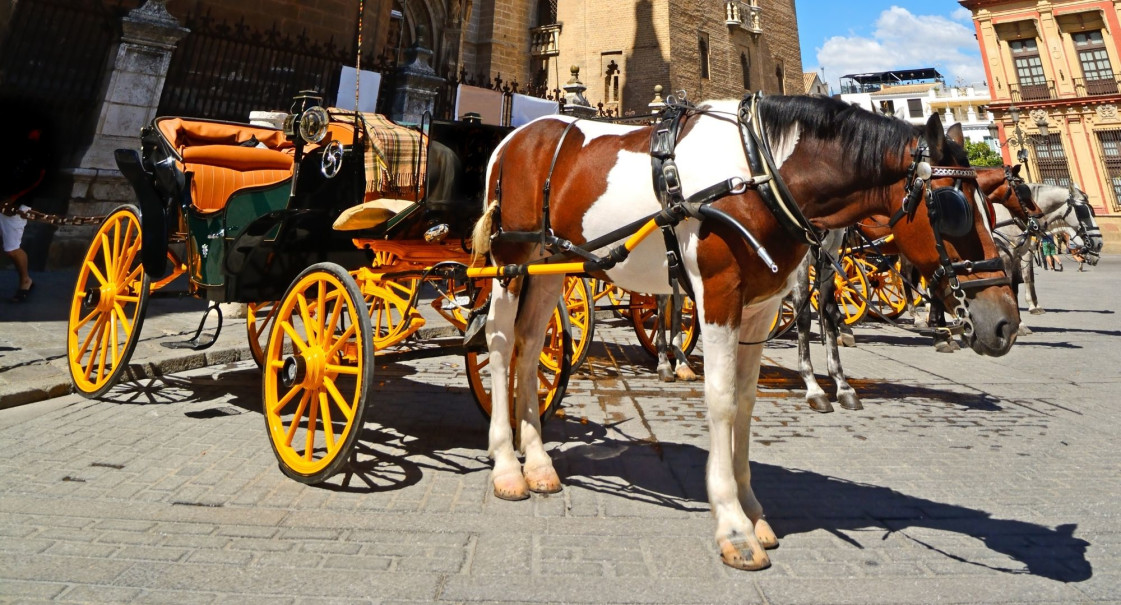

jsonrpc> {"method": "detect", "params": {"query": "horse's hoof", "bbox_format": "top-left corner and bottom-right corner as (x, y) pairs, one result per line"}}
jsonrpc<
(492, 470), (530, 501)
(675, 366), (699, 382)
(837, 392), (862, 411)
(754, 519), (779, 550)
(837, 333), (856, 348)
(718, 537), (771, 571)
(807, 394), (833, 413)
(933, 341), (955, 353)
(524, 464), (562, 494)
(657, 367), (676, 382)
(1017, 325), (1033, 336)
(1030, 307), (1046, 315)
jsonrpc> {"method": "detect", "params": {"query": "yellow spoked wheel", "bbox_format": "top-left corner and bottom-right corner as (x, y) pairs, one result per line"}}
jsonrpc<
(809, 256), (870, 326)
(67, 205), (151, 399)
(768, 295), (798, 338)
(246, 301), (279, 368)
(564, 276), (595, 370)
(629, 293), (699, 358)
(465, 300), (572, 425)
(865, 258), (908, 319)
(263, 263), (373, 484)
(364, 277), (424, 351)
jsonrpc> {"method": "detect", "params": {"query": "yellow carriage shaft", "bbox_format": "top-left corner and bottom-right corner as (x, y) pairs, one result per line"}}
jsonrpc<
(466, 216), (662, 280)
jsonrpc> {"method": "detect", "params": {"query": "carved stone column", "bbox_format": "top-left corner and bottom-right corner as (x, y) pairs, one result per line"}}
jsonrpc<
(57, 0), (188, 267)
(390, 26), (445, 126)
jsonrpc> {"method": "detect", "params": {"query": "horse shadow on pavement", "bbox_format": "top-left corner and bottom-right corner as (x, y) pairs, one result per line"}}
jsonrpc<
(548, 416), (1092, 584)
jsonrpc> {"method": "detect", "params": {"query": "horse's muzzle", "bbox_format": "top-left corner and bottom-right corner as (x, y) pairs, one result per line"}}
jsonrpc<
(963, 290), (1019, 357)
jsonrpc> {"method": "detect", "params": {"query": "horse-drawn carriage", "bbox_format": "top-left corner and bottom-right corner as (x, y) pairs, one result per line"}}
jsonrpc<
(69, 85), (1030, 572)
(67, 91), (573, 483)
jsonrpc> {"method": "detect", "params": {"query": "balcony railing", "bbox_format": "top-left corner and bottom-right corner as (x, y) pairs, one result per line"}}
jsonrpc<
(724, 1), (762, 33)
(1074, 76), (1120, 97)
(530, 23), (561, 58)
(1010, 81), (1057, 102)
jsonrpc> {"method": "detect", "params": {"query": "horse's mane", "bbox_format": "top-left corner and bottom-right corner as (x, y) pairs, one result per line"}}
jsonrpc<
(756, 95), (918, 185)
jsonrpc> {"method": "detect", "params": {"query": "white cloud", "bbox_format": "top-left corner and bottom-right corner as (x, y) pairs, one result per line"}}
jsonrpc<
(813, 6), (987, 89)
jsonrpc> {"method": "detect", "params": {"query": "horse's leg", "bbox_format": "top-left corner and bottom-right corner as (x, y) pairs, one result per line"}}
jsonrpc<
(485, 277), (529, 500)
(734, 300), (780, 552)
(929, 298), (959, 353)
(815, 259), (861, 410)
(654, 294), (675, 382)
(670, 292), (698, 381)
(703, 313), (770, 571)
(512, 274), (565, 494)
(1023, 250), (1044, 316)
(793, 258), (831, 413)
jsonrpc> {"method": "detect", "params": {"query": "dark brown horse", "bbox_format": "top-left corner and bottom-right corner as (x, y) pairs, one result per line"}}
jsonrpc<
(470, 95), (1019, 571)
(795, 157), (1040, 412)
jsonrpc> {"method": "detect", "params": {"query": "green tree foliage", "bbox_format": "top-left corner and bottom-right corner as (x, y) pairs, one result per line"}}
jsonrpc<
(966, 140), (1003, 167)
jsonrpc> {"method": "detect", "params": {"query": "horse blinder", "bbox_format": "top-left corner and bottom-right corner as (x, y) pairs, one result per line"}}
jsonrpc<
(927, 184), (974, 239)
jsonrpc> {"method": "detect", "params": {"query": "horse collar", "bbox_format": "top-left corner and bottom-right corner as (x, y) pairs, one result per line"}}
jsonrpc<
(737, 94), (823, 246)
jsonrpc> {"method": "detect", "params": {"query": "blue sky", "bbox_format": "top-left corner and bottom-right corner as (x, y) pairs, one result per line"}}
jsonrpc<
(797, 1), (986, 93)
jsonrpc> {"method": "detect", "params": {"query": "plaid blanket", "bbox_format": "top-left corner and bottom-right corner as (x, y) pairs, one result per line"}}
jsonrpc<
(329, 109), (427, 197)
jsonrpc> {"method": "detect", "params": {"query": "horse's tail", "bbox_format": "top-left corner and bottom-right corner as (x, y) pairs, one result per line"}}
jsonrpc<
(470, 198), (499, 264)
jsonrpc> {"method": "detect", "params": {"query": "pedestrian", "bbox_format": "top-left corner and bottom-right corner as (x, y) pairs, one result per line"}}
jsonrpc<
(1070, 242), (1087, 271)
(1, 114), (48, 302)
(1040, 232), (1062, 271)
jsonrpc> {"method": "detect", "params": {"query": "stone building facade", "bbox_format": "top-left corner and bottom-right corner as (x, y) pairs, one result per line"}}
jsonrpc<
(550, 0), (805, 116)
(961, 0), (1121, 251)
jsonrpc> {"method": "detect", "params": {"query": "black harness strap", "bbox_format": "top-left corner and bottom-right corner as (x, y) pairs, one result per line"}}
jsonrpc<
(649, 105), (696, 300)
(738, 93), (823, 246)
(493, 119), (580, 253)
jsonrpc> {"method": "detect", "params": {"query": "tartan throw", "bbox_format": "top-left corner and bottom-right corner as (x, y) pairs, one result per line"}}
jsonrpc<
(328, 109), (427, 198)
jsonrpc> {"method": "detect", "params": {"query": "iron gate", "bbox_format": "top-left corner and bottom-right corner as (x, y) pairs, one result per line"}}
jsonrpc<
(158, 11), (353, 121)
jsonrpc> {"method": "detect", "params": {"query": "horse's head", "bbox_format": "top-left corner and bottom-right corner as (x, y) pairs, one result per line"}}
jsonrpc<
(884, 116), (1020, 356)
(757, 98), (1018, 355)
(976, 164), (1042, 225)
(1061, 188), (1103, 265)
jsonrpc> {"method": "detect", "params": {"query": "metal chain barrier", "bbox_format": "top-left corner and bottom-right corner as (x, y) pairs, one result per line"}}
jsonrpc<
(2, 205), (107, 226)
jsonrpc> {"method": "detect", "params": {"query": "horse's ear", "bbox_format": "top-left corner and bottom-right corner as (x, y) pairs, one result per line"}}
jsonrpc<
(1011, 164), (1022, 176)
(946, 123), (965, 146)
(925, 113), (945, 162)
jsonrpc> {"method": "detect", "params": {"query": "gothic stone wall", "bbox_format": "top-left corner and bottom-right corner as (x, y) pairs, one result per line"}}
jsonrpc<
(554, 0), (804, 116)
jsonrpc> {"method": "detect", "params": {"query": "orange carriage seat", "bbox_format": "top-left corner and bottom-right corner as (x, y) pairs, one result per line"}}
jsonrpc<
(155, 117), (296, 214)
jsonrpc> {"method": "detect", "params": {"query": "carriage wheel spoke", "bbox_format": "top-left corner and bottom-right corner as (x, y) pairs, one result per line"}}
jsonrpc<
(284, 391), (311, 447)
(74, 306), (99, 331)
(271, 383), (302, 415)
(318, 391), (335, 451)
(304, 389), (320, 460)
(316, 281), (328, 346)
(322, 294), (344, 346)
(85, 261), (108, 287)
(324, 323), (356, 359)
(113, 303), (134, 335)
(297, 294), (318, 346)
(324, 377), (354, 422)
(109, 312), (120, 365)
(279, 320), (309, 353)
(326, 363), (360, 375)
(77, 314), (105, 360)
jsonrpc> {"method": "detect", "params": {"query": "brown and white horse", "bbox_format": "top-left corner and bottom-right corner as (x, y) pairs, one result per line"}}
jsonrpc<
(470, 95), (1019, 570)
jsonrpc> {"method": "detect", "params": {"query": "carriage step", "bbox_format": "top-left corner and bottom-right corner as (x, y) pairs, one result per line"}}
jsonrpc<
(162, 303), (224, 351)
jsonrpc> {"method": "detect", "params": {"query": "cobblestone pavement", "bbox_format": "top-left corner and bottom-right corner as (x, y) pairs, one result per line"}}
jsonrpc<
(0, 257), (1118, 604)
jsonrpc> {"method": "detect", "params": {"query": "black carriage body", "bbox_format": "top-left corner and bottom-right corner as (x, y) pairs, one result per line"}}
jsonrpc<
(421, 120), (512, 239)
(115, 114), (371, 304)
